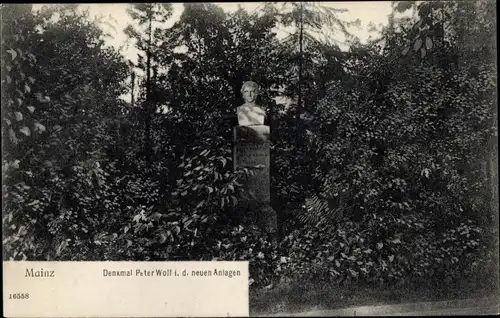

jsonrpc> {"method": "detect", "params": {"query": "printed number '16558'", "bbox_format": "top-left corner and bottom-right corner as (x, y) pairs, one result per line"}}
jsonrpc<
(9, 293), (29, 299)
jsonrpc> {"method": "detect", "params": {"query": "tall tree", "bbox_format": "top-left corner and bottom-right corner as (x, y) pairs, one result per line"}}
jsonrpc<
(156, 3), (286, 135)
(3, 4), (129, 260)
(125, 3), (173, 163)
(276, 2), (360, 119)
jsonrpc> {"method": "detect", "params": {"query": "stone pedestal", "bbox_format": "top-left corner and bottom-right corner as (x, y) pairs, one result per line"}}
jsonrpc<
(233, 125), (276, 233)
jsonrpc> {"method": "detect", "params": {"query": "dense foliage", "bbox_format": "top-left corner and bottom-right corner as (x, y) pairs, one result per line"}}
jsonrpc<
(2, 1), (497, 294)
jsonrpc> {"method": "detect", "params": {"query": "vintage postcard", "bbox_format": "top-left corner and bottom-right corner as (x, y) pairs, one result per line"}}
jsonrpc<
(2, 1), (498, 317)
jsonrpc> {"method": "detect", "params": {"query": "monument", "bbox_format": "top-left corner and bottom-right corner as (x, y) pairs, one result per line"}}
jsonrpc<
(233, 81), (277, 233)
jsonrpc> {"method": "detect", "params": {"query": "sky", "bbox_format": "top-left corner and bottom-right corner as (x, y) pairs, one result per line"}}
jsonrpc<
(33, 2), (395, 64)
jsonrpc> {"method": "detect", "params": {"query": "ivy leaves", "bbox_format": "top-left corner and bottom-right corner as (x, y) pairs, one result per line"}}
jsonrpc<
(1, 5), (51, 148)
(6, 48), (18, 60)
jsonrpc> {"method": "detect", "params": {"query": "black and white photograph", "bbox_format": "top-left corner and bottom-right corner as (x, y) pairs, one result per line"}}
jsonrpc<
(2, 1), (498, 316)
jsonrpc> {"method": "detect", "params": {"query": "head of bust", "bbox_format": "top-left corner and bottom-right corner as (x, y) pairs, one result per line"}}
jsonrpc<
(240, 81), (260, 105)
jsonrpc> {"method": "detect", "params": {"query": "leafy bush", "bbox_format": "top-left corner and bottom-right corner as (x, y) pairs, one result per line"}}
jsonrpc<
(277, 213), (488, 287)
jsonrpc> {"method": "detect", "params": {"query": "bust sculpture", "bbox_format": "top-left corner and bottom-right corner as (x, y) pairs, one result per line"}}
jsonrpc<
(237, 81), (265, 126)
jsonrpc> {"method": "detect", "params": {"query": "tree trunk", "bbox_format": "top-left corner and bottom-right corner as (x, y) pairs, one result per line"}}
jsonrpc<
(297, 2), (304, 120)
(487, 87), (499, 287)
(145, 9), (153, 164)
(131, 71), (135, 107)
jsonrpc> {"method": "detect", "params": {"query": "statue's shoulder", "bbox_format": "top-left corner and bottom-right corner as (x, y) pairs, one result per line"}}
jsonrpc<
(237, 104), (251, 112)
(253, 104), (266, 115)
(237, 104), (266, 115)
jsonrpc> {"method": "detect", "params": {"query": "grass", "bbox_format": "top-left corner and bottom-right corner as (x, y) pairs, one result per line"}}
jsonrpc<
(249, 271), (499, 315)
